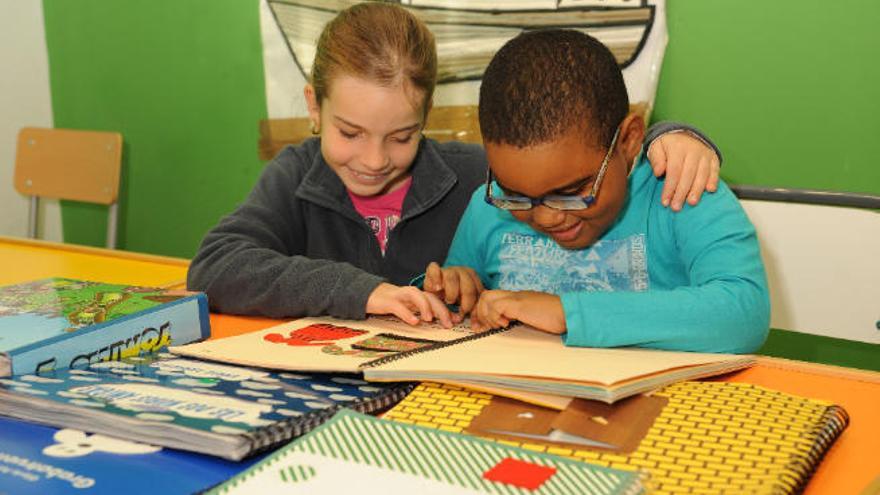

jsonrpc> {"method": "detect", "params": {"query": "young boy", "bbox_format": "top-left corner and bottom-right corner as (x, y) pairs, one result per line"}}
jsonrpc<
(426, 30), (769, 353)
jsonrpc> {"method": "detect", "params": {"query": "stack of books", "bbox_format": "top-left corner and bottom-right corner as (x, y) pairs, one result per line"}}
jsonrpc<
(0, 282), (849, 494)
(0, 280), (409, 492)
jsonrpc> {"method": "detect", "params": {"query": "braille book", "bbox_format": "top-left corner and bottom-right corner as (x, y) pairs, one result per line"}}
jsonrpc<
(384, 381), (848, 495)
(171, 316), (754, 403)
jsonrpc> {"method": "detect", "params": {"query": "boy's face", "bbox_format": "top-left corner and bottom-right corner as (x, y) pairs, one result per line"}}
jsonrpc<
(305, 75), (426, 197)
(485, 126), (630, 250)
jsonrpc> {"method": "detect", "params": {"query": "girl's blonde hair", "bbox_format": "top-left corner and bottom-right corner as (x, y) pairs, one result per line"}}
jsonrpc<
(310, 2), (437, 117)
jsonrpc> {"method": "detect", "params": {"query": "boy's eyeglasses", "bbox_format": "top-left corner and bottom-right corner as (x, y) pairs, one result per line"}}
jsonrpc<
(484, 126), (620, 211)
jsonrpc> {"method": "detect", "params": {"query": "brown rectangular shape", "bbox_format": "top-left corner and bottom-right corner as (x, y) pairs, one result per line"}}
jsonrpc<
(552, 394), (667, 453)
(14, 127), (122, 204)
(468, 393), (666, 454)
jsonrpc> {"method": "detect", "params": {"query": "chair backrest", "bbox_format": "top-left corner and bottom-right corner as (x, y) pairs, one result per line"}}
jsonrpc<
(14, 127), (122, 204)
(14, 127), (123, 248)
(734, 186), (880, 345)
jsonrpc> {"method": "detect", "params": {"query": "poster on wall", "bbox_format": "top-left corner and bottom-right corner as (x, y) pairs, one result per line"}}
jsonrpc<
(260, 0), (667, 123)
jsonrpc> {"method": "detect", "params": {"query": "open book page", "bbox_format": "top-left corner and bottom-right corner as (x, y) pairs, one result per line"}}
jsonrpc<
(170, 316), (475, 373)
(364, 325), (754, 401)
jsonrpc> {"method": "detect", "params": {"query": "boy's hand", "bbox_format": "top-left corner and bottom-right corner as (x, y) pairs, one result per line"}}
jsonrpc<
(647, 131), (720, 211)
(424, 262), (484, 321)
(366, 283), (453, 328)
(470, 290), (566, 335)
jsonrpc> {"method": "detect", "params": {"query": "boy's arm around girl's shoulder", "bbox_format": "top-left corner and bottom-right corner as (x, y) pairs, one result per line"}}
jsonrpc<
(562, 180), (770, 354)
(186, 143), (384, 320)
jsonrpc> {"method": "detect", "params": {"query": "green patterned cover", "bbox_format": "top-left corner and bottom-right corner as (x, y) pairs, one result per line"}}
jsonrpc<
(207, 409), (644, 495)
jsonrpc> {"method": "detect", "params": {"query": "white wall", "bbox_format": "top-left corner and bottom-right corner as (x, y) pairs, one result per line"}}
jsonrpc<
(0, 0), (61, 241)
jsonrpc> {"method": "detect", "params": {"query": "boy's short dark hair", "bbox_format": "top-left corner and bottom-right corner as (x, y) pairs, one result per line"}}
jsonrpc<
(479, 29), (628, 149)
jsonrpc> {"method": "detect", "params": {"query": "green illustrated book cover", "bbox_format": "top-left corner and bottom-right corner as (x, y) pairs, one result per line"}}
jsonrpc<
(0, 278), (210, 377)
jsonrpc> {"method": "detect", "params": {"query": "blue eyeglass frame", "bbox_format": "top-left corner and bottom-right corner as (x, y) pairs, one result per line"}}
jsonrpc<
(484, 126), (621, 211)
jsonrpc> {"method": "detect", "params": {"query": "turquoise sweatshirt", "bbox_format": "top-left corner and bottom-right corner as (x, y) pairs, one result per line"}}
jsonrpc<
(444, 155), (769, 353)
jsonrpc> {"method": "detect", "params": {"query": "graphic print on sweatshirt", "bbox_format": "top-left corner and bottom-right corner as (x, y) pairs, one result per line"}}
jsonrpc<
(362, 214), (401, 255)
(497, 232), (648, 294)
(348, 177), (411, 255)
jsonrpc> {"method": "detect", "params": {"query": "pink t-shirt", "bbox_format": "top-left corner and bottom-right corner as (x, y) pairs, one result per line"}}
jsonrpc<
(347, 177), (413, 255)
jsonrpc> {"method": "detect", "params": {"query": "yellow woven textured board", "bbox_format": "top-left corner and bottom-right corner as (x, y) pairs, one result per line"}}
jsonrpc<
(384, 381), (847, 495)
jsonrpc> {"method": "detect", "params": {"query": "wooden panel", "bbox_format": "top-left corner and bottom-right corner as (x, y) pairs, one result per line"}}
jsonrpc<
(257, 105), (482, 161)
(258, 103), (649, 160)
(422, 104), (482, 144)
(14, 127), (122, 204)
(258, 118), (313, 161)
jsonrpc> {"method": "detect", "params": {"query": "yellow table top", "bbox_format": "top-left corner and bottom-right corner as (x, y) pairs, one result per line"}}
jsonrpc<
(0, 236), (187, 288)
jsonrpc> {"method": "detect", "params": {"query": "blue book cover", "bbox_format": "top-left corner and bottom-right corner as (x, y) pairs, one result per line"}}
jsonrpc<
(0, 278), (210, 377)
(0, 352), (411, 461)
(0, 415), (263, 495)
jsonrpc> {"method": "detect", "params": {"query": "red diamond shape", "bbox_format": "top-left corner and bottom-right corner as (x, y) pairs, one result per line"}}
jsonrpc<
(482, 457), (557, 490)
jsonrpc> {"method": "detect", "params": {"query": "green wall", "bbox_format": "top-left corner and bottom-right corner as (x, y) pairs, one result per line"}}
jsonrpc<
(653, 1), (880, 194)
(42, 0), (880, 255)
(42, 0), (267, 257)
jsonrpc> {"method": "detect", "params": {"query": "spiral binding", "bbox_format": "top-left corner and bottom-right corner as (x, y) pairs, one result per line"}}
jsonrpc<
(239, 382), (416, 456)
(358, 326), (511, 369)
(782, 405), (850, 494)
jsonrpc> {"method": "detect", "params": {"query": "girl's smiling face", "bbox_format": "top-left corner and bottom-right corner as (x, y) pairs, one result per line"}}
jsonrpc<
(307, 75), (426, 197)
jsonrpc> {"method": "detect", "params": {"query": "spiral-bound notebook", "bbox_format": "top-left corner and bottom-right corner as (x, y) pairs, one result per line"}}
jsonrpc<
(205, 409), (645, 495)
(0, 353), (411, 461)
(384, 381), (848, 495)
(171, 316), (753, 403)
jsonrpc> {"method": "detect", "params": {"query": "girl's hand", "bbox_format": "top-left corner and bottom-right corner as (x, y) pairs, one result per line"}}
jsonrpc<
(366, 283), (453, 328)
(647, 131), (720, 211)
(470, 290), (566, 335)
(424, 262), (484, 321)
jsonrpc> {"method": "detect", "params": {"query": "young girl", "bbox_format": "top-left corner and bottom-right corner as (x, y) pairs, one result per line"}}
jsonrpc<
(187, 2), (722, 327)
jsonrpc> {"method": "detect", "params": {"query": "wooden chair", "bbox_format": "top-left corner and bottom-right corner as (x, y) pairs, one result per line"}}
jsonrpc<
(14, 127), (123, 249)
(733, 185), (880, 369)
